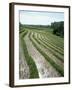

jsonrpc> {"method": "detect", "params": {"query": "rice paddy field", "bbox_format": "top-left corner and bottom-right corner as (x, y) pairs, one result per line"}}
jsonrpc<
(19, 25), (64, 79)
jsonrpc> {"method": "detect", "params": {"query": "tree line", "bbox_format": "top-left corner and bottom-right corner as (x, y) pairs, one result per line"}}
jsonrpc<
(19, 21), (64, 38)
(51, 21), (64, 37)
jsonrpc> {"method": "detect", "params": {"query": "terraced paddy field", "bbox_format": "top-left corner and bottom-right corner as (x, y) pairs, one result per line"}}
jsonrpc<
(19, 27), (64, 79)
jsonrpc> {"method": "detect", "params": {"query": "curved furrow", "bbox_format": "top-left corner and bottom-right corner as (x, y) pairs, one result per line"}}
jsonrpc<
(36, 33), (64, 56)
(33, 32), (64, 67)
(38, 31), (64, 49)
(36, 33), (64, 61)
(38, 33), (64, 52)
(20, 31), (39, 79)
(27, 31), (61, 77)
(29, 31), (64, 76)
(39, 31), (64, 44)
(36, 32), (63, 53)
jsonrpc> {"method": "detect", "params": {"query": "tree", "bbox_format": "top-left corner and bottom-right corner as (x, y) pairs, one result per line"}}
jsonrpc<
(51, 21), (64, 37)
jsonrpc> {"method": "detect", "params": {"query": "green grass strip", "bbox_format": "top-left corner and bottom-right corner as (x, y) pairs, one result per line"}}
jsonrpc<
(40, 31), (64, 44)
(34, 33), (64, 62)
(36, 35), (64, 61)
(29, 32), (64, 76)
(36, 34), (64, 56)
(37, 31), (64, 48)
(39, 34), (64, 52)
(20, 31), (39, 78)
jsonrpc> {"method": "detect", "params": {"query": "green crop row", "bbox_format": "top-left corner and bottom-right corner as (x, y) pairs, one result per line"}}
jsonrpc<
(37, 31), (64, 48)
(29, 32), (64, 76)
(20, 31), (39, 78)
(36, 33), (64, 57)
(33, 33), (64, 62)
(39, 34), (64, 52)
(37, 34), (64, 56)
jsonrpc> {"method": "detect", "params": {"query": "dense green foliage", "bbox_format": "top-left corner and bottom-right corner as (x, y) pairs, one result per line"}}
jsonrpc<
(51, 21), (64, 37)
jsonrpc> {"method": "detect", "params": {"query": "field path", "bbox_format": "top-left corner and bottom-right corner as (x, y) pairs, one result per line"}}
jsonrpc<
(24, 32), (61, 78)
